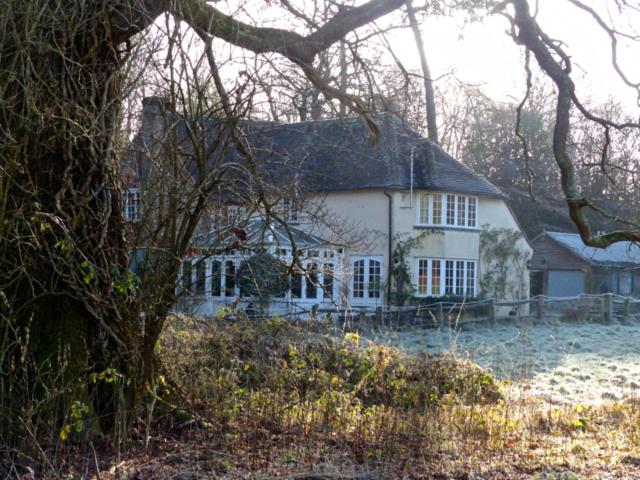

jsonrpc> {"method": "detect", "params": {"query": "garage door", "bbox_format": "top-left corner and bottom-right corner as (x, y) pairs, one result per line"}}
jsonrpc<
(547, 270), (585, 297)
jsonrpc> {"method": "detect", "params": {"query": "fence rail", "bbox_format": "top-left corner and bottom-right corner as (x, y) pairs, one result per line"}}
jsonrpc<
(199, 293), (640, 326)
(272, 293), (640, 326)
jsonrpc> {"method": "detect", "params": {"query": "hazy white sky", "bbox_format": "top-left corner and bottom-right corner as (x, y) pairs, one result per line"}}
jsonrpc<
(151, 0), (640, 116)
(388, 0), (640, 109)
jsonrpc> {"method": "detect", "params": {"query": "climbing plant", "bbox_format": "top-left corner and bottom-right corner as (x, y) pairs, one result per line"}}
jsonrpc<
(389, 232), (434, 306)
(479, 226), (529, 300)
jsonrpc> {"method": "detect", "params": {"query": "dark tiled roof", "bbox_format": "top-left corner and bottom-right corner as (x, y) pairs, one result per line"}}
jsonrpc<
(546, 231), (640, 267)
(236, 114), (503, 197)
(134, 98), (503, 198)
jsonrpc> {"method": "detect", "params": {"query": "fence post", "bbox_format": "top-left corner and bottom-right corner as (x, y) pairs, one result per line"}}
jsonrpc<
(437, 302), (444, 325)
(311, 304), (319, 319)
(375, 306), (383, 325)
(624, 298), (631, 317)
(604, 293), (613, 322)
(536, 296), (544, 320)
(489, 298), (496, 324)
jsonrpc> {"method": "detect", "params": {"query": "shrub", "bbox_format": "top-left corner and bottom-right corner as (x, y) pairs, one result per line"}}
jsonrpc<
(236, 253), (290, 305)
(159, 316), (502, 418)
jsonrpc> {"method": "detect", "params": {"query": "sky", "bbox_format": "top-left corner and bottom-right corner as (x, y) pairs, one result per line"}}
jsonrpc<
(139, 0), (640, 117)
(386, 0), (640, 110)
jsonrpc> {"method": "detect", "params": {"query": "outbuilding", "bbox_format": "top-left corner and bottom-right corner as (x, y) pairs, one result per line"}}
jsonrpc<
(530, 231), (640, 297)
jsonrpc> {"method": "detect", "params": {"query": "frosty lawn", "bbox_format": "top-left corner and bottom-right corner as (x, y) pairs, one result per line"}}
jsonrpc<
(366, 317), (640, 405)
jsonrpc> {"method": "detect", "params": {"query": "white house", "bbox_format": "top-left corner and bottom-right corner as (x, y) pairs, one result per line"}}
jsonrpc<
(126, 97), (532, 317)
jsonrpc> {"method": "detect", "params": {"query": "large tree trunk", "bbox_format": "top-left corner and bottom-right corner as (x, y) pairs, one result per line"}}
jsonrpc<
(0, 2), (150, 444)
(0, 0), (407, 451)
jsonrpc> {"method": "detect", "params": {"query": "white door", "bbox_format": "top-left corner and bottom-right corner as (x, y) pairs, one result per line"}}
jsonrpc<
(349, 256), (383, 305)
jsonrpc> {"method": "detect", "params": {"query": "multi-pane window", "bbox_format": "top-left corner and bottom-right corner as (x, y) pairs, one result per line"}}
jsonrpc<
(419, 194), (430, 225)
(124, 188), (141, 221)
(456, 196), (466, 227)
(214, 205), (245, 228)
(306, 263), (318, 299)
(455, 261), (465, 295)
(417, 192), (477, 228)
(224, 261), (236, 297)
(368, 260), (381, 298)
(283, 196), (299, 223)
(466, 262), (475, 296)
(445, 260), (455, 294)
(432, 194), (442, 224)
(417, 258), (476, 297)
(195, 260), (206, 295)
(323, 263), (334, 299)
(431, 260), (441, 296)
(418, 259), (429, 295)
(446, 195), (456, 226)
(467, 197), (477, 227)
(291, 270), (303, 299)
(192, 255), (338, 301)
(211, 261), (221, 297)
(352, 260), (365, 299)
(351, 258), (382, 301)
(208, 259), (238, 298)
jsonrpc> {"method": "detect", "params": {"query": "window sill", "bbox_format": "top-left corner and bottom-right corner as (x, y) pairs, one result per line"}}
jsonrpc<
(413, 225), (480, 233)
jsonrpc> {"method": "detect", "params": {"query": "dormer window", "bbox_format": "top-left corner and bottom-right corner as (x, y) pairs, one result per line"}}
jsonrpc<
(283, 196), (299, 223)
(417, 192), (477, 229)
(124, 188), (141, 221)
(213, 205), (246, 228)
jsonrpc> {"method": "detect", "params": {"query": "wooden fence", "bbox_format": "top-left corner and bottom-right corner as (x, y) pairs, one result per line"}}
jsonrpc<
(277, 293), (640, 326)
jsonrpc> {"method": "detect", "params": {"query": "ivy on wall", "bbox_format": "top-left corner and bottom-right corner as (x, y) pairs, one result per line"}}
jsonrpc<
(479, 226), (529, 300)
(389, 231), (440, 306)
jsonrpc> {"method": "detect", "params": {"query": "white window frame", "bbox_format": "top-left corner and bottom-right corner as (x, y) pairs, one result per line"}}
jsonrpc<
(124, 187), (141, 221)
(416, 192), (478, 229)
(283, 196), (300, 223)
(184, 250), (343, 303)
(415, 258), (477, 297)
(349, 256), (383, 305)
(213, 205), (246, 229)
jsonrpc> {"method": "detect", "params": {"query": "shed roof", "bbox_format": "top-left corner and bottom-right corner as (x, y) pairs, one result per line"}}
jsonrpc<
(546, 231), (640, 267)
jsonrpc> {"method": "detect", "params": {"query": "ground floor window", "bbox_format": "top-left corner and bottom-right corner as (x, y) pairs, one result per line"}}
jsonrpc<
(416, 258), (476, 297)
(350, 257), (382, 303)
(181, 254), (339, 302)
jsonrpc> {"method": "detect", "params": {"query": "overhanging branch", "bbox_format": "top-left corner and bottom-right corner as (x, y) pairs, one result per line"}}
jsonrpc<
(111, 0), (405, 65)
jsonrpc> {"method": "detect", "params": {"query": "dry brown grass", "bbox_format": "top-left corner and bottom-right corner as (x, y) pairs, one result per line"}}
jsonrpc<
(6, 316), (640, 479)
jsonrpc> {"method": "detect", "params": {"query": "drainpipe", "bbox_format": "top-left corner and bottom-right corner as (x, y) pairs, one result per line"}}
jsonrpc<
(409, 145), (414, 208)
(384, 189), (393, 306)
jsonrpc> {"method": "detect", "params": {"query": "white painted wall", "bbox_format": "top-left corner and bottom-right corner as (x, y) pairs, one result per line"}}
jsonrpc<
(478, 197), (533, 304)
(307, 189), (532, 306)
(179, 188), (532, 317)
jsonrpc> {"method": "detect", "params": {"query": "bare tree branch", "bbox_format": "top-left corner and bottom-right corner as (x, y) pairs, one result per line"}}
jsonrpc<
(505, 0), (640, 247)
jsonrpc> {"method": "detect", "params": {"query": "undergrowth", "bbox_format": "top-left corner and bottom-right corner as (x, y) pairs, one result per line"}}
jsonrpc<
(6, 316), (640, 479)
